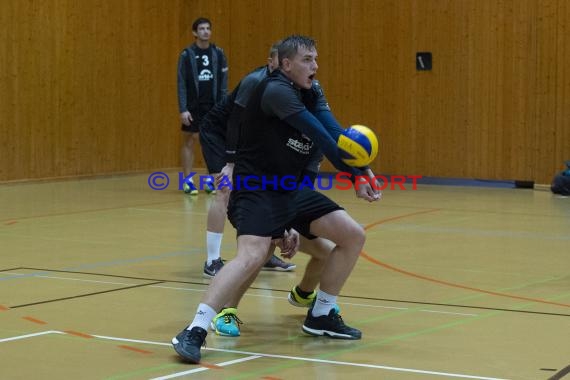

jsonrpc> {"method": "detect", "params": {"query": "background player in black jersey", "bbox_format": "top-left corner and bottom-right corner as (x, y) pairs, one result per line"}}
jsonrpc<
(172, 35), (381, 364)
(177, 17), (228, 195)
(198, 43), (296, 279)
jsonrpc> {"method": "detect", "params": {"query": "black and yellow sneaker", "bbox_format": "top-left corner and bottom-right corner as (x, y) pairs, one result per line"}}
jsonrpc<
(204, 178), (217, 195)
(183, 180), (198, 195)
(288, 286), (317, 307)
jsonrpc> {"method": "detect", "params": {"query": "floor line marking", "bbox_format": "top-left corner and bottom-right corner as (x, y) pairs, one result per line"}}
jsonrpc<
(64, 330), (94, 339)
(1, 272), (477, 317)
(361, 250), (570, 308)
(0, 329), (511, 379)
(9, 281), (164, 309)
(149, 356), (263, 380)
(32, 274), (136, 286)
(0, 251), (197, 282)
(0, 199), (181, 224)
(117, 345), (153, 355)
(22, 316), (47, 325)
(93, 333), (507, 380)
(364, 208), (441, 230)
(0, 330), (63, 343)
(548, 365), (570, 380)
(363, 212), (570, 308)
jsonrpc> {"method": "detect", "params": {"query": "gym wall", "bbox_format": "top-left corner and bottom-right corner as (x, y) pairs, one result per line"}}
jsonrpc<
(1, 0), (569, 184)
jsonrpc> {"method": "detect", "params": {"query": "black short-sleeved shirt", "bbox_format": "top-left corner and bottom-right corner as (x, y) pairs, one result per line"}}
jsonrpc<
(261, 77), (330, 118)
(235, 71), (325, 189)
(261, 76), (329, 182)
(234, 66), (268, 108)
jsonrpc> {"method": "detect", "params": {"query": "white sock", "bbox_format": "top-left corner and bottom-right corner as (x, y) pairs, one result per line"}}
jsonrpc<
(311, 290), (338, 317)
(188, 303), (217, 331)
(206, 231), (223, 264)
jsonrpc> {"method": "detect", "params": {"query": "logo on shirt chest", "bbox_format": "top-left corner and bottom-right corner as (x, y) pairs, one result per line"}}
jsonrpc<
(198, 69), (213, 81)
(286, 138), (312, 154)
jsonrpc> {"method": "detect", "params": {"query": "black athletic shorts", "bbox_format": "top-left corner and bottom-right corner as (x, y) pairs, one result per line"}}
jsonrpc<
(180, 103), (214, 133)
(227, 189), (343, 239)
(199, 127), (226, 174)
(287, 189), (343, 239)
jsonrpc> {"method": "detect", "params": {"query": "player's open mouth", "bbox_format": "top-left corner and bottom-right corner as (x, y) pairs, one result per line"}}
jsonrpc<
(309, 74), (315, 80)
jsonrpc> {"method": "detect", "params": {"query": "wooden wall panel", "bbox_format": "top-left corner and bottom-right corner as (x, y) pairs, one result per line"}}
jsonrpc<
(1, 0), (183, 180)
(1, 0), (569, 184)
(556, 0), (570, 173)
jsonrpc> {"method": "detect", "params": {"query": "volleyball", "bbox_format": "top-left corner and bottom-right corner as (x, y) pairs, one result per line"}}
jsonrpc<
(337, 125), (379, 167)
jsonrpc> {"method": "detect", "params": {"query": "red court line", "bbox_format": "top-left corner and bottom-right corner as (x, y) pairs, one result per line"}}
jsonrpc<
(364, 208), (441, 229)
(22, 316), (47, 325)
(0, 305), (9, 311)
(118, 345), (153, 354)
(4, 221), (17, 225)
(362, 211), (570, 308)
(64, 330), (94, 339)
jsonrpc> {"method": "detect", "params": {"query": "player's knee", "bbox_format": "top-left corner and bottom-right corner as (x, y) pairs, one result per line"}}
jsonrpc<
(217, 185), (231, 198)
(310, 248), (328, 261)
(340, 221), (366, 251)
(183, 133), (197, 148)
(184, 139), (195, 149)
(353, 224), (366, 249)
(235, 251), (267, 271)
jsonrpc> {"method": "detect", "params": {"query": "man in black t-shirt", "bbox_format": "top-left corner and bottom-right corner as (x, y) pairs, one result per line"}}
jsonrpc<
(172, 35), (381, 364)
(196, 44), (292, 280)
(197, 44), (353, 338)
(177, 17), (228, 195)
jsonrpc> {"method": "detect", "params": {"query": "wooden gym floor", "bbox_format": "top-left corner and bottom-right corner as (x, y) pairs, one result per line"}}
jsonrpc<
(1, 171), (569, 380)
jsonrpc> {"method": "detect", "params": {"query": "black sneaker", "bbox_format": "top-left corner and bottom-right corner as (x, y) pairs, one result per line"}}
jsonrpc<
(262, 255), (296, 271)
(171, 326), (207, 363)
(203, 258), (224, 278)
(302, 308), (362, 340)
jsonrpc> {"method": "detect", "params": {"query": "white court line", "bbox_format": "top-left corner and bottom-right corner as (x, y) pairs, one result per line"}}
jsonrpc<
(36, 275), (135, 286)
(0, 331), (508, 380)
(0, 330), (64, 343)
(93, 334), (171, 346)
(418, 309), (478, 317)
(94, 334), (506, 380)
(150, 285), (206, 293)
(149, 356), (263, 380)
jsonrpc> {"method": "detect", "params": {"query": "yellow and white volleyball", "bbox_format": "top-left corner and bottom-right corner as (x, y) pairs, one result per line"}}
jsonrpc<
(337, 125), (379, 167)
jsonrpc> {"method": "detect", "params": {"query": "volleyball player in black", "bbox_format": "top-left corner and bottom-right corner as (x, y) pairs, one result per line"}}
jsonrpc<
(198, 45), (298, 282)
(199, 49), (345, 337)
(173, 35), (380, 364)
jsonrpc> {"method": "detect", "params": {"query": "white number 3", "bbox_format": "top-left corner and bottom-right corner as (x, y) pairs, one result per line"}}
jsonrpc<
(201, 55), (209, 66)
